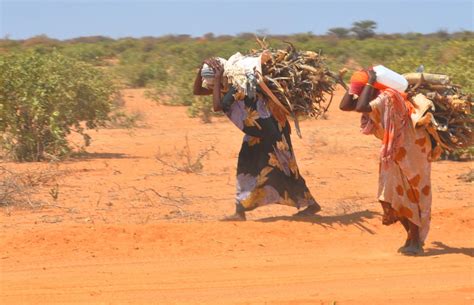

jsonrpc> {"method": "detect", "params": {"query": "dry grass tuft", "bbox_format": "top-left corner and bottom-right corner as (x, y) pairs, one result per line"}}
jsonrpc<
(458, 169), (474, 183)
(0, 165), (67, 208)
(155, 135), (216, 174)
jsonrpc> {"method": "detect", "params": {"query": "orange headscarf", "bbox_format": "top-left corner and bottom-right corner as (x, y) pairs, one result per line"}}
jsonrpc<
(349, 70), (387, 96)
(350, 69), (412, 112)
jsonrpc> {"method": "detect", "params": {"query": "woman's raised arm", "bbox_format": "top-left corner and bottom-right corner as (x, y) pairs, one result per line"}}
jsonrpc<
(355, 70), (377, 113)
(193, 65), (213, 96)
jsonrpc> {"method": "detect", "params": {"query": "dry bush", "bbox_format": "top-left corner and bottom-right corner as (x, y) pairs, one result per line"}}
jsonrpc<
(458, 169), (474, 183)
(155, 136), (216, 174)
(0, 165), (65, 207)
(131, 186), (212, 222)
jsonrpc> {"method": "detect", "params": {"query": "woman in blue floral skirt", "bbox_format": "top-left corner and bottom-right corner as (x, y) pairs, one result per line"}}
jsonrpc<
(194, 58), (320, 221)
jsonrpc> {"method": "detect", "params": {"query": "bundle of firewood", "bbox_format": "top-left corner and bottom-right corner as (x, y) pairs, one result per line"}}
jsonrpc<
(405, 72), (473, 151)
(226, 39), (344, 119)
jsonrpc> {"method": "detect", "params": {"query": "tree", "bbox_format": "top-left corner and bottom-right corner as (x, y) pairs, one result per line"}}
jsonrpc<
(203, 32), (215, 40)
(327, 27), (351, 38)
(351, 20), (377, 40)
(0, 51), (116, 161)
(435, 29), (450, 40)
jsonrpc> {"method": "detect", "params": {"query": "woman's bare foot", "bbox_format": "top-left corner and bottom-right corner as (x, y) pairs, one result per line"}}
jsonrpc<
(400, 239), (424, 256)
(398, 218), (411, 252)
(397, 239), (411, 253)
(401, 221), (423, 255)
(220, 211), (246, 221)
(294, 203), (321, 217)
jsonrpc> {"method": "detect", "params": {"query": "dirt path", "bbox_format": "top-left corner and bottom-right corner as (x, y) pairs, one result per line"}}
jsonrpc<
(1, 88), (473, 305)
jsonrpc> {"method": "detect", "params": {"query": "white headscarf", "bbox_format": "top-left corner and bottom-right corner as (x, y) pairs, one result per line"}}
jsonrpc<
(201, 57), (227, 89)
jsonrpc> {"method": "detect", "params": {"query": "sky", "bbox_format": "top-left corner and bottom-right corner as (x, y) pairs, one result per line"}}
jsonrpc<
(1, 0), (473, 40)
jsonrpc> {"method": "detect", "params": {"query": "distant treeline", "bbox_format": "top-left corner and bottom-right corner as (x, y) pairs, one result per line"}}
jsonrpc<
(1, 28), (472, 121)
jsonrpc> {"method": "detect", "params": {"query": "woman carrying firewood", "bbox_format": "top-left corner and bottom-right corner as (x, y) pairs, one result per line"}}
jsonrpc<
(194, 58), (321, 221)
(339, 68), (433, 255)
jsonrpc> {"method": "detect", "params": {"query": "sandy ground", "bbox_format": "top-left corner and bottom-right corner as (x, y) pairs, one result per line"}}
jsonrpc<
(1, 88), (473, 305)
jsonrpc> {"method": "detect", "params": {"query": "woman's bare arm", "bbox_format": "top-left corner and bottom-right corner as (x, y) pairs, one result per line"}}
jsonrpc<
(212, 63), (224, 112)
(355, 70), (377, 113)
(339, 91), (357, 111)
(193, 66), (212, 96)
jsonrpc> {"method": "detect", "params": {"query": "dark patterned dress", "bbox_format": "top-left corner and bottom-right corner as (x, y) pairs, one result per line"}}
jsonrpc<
(222, 87), (319, 212)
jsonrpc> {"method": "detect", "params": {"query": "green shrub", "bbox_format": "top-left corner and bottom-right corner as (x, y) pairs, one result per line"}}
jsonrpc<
(1, 33), (471, 122)
(0, 51), (116, 161)
(117, 61), (168, 88)
(187, 96), (215, 123)
(62, 43), (115, 65)
(387, 40), (473, 92)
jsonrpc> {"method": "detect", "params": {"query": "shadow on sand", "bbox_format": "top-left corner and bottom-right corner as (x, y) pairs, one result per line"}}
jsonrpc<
(257, 209), (381, 234)
(423, 241), (474, 257)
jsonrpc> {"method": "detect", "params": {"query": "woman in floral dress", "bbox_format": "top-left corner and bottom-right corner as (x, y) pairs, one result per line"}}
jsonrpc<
(194, 58), (320, 221)
(339, 69), (433, 255)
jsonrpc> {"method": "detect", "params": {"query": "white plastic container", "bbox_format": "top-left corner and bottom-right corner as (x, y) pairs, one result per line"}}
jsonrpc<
(373, 65), (408, 92)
